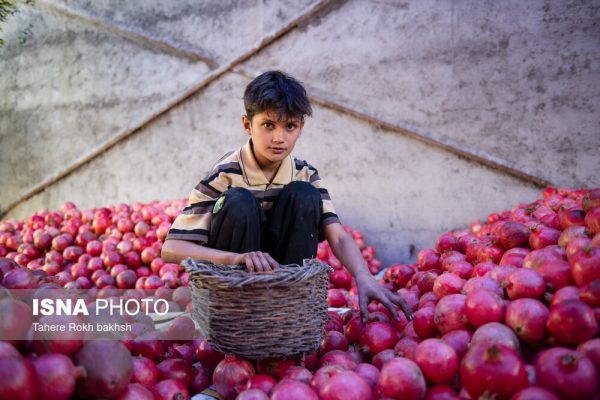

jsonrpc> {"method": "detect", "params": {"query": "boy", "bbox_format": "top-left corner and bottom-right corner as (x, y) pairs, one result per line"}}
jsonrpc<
(161, 70), (412, 323)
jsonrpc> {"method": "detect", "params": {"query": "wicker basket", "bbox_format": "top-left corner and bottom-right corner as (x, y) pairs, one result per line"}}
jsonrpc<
(183, 258), (332, 360)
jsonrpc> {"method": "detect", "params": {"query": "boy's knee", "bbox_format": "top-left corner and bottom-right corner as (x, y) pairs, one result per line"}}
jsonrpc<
(282, 181), (320, 200)
(219, 188), (258, 216)
(280, 181), (321, 216)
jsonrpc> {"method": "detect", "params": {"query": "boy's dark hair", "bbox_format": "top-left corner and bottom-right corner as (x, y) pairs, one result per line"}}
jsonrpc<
(244, 70), (312, 122)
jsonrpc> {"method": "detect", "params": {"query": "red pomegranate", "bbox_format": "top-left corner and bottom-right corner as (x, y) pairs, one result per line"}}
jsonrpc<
(375, 357), (427, 400)
(33, 353), (85, 400)
(0, 356), (37, 400)
(569, 245), (600, 287)
(433, 273), (465, 299)
(470, 322), (521, 354)
(271, 379), (319, 400)
(460, 343), (528, 400)
(505, 298), (549, 343)
(434, 294), (470, 334)
(506, 268), (546, 300)
(318, 370), (373, 400)
(492, 221), (530, 249)
(358, 322), (399, 357)
(546, 300), (598, 346)
(535, 347), (598, 400)
(413, 338), (458, 385)
(464, 289), (505, 327)
(213, 355), (255, 400)
(413, 306), (439, 339)
(441, 329), (472, 361)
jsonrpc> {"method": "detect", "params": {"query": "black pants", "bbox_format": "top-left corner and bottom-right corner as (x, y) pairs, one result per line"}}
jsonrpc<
(207, 181), (322, 265)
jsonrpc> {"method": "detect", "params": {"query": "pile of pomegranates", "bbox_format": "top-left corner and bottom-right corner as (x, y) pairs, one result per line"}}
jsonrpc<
(0, 186), (598, 399)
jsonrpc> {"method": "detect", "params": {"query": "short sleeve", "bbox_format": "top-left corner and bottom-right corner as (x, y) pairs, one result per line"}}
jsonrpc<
(165, 167), (231, 245)
(305, 165), (341, 231)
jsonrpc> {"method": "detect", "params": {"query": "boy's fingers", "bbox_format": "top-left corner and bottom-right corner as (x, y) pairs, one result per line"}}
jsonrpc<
(252, 253), (266, 272)
(265, 253), (279, 269)
(358, 294), (369, 324)
(245, 256), (255, 273)
(390, 292), (413, 320)
(256, 252), (271, 272)
(379, 294), (400, 322)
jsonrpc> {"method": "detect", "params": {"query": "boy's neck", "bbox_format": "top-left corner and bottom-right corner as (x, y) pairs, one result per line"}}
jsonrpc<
(250, 140), (282, 183)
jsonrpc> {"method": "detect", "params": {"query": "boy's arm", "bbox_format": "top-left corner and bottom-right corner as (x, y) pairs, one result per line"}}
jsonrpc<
(323, 222), (413, 323)
(161, 239), (278, 272)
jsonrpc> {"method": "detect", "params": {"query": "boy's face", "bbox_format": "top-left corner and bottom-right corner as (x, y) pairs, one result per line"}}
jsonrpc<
(242, 110), (304, 170)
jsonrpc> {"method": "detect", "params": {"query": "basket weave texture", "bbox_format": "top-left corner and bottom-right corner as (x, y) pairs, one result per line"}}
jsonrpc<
(184, 258), (332, 360)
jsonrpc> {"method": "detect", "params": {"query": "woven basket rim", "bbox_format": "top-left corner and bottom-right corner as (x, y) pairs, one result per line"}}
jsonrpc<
(183, 258), (332, 289)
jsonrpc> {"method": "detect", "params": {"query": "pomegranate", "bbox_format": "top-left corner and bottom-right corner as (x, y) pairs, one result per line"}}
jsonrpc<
(33, 353), (85, 400)
(327, 288), (346, 307)
(358, 322), (399, 357)
(435, 233), (459, 253)
(434, 294), (470, 334)
(500, 248), (530, 269)
(505, 298), (549, 343)
(413, 338), (458, 385)
(441, 329), (472, 361)
(471, 322), (521, 353)
(355, 363), (379, 388)
(585, 207), (600, 233)
(371, 348), (397, 370)
(0, 341), (20, 358)
(75, 340), (133, 399)
(413, 306), (439, 339)
(506, 268), (545, 300)
(510, 387), (560, 400)
(471, 261), (496, 277)
(236, 389), (269, 400)
(318, 350), (357, 370)
(460, 343), (528, 400)
(196, 338), (225, 370)
(462, 276), (503, 298)
(245, 374), (276, 395)
(583, 189), (600, 212)
(0, 299), (33, 342)
(546, 300), (598, 345)
(569, 245), (600, 287)
(157, 358), (193, 388)
(213, 355), (255, 400)
(446, 260), (472, 279)
(529, 225), (561, 249)
(279, 366), (312, 385)
(464, 289), (504, 327)
(116, 383), (155, 400)
(417, 248), (440, 271)
(433, 273), (465, 299)
(190, 363), (212, 393)
(0, 356), (37, 400)
(153, 379), (190, 400)
(132, 356), (160, 387)
(577, 338), (600, 376)
(535, 347), (598, 399)
(492, 221), (530, 249)
(424, 385), (459, 400)
(166, 315), (196, 342)
(319, 370), (373, 400)
(256, 357), (296, 380)
(271, 379), (319, 400)
(375, 357), (427, 400)
(394, 336), (419, 361)
(384, 263), (415, 288)
(550, 285), (581, 307)
(320, 330), (349, 353)
(580, 279), (600, 307)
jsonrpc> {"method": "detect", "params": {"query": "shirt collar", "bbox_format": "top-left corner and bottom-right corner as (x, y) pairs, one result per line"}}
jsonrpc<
(240, 139), (294, 186)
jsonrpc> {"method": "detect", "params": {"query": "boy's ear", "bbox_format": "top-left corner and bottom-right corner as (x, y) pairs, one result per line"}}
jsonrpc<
(242, 115), (252, 134)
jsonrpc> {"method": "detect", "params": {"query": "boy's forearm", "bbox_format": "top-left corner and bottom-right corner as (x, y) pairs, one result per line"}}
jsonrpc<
(328, 233), (372, 282)
(161, 239), (238, 266)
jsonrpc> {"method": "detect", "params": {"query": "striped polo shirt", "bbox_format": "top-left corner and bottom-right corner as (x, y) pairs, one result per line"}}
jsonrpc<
(166, 139), (340, 245)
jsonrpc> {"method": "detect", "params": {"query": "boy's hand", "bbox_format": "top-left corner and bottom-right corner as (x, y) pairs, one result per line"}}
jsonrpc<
(234, 251), (279, 272)
(356, 274), (413, 324)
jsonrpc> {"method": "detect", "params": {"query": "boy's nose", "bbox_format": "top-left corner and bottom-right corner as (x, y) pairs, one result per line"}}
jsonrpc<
(272, 129), (284, 143)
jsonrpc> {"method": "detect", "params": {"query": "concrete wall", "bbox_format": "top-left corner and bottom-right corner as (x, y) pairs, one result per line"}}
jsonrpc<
(1, 0), (598, 266)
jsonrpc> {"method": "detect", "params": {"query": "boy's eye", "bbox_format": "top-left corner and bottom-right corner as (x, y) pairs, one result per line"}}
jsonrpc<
(263, 122), (273, 129)
(286, 123), (297, 130)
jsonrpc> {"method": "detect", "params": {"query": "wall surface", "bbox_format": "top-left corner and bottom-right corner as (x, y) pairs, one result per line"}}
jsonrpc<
(1, 0), (598, 265)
